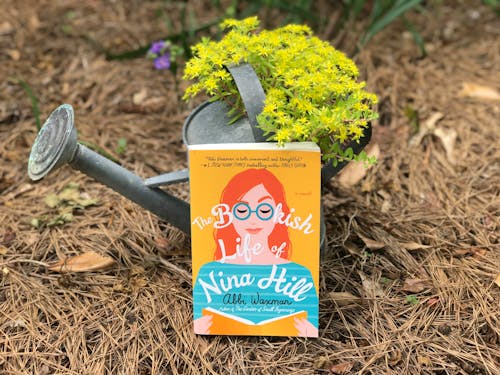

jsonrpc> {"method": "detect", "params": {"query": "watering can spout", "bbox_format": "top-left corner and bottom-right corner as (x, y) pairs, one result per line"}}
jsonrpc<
(28, 104), (191, 235)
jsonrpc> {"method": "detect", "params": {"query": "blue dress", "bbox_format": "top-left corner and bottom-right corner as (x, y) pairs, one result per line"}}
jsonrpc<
(193, 261), (318, 327)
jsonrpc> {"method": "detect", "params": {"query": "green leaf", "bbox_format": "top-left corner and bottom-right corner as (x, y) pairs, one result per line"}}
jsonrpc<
(350, 0), (368, 18)
(30, 218), (41, 229)
(343, 147), (354, 160)
(403, 16), (427, 57)
(115, 137), (127, 155)
(17, 79), (40, 130)
(44, 194), (61, 208)
(74, 198), (99, 208)
(404, 105), (420, 133)
(78, 140), (120, 164)
(58, 184), (81, 202)
(361, 0), (422, 45)
(406, 295), (419, 305)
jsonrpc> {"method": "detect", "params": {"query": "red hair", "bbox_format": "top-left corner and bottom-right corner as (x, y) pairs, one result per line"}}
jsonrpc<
(213, 169), (291, 260)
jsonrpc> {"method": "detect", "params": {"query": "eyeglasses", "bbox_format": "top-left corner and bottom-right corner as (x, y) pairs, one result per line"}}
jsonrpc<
(232, 202), (274, 221)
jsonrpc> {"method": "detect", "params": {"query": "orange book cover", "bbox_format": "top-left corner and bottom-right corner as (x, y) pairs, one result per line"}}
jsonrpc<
(189, 143), (320, 337)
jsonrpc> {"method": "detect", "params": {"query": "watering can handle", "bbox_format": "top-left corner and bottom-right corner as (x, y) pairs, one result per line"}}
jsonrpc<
(226, 64), (267, 142)
(226, 63), (372, 184)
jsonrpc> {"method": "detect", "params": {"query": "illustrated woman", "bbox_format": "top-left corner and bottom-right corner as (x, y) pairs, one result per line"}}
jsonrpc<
(193, 169), (318, 336)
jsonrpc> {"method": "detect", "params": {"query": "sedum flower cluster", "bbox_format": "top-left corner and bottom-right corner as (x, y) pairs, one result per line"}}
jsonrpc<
(183, 17), (378, 164)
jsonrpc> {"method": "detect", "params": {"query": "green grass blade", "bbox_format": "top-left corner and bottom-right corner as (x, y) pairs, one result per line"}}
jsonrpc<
(350, 0), (368, 18)
(78, 140), (121, 164)
(362, 0), (422, 45)
(17, 79), (41, 130)
(371, 0), (393, 23)
(403, 16), (427, 57)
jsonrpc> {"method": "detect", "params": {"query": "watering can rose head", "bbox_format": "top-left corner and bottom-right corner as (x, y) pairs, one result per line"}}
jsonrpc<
(182, 16), (378, 166)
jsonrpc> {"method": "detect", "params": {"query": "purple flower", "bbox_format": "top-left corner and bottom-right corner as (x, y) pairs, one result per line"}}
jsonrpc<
(149, 40), (165, 55)
(153, 53), (171, 70)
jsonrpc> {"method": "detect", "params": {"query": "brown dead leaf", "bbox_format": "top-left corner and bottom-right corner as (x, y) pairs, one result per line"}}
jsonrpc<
(0, 246), (7, 255)
(24, 232), (39, 247)
(130, 265), (146, 276)
(426, 297), (440, 307)
(29, 14), (41, 31)
(62, 82), (70, 95)
(409, 112), (457, 163)
(433, 127), (457, 164)
(1, 231), (15, 246)
(338, 144), (380, 188)
(112, 282), (125, 292)
(6, 49), (21, 61)
(388, 349), (402, 366)
(142, 97), (165, 112)
(453, 247), (487, 258)
(417, 355), (432, 366)
(6, 318), (26, 329)
(329, 361), (355, 374)
(400, 242), (431, 251)
(459, 82), (500, 101)
(118, 102), (146, 114)
(39, 365), (50, 375)
(494, 274), (500, 288)
(472, 248), (487, 259)
(453, 248), (472, 257)
(378, 190), (392, 213)
(47, 251), (114, 273)
(358, 233), (385, 250)
(328, 291), (362, 306)
(381, 199), (391, 213)
(130, 276), (148, 291)
(133, 88), (148, 105)
(154, 237), (170, 250)
(402, 278), (432, 293)
(359, 272), (385, 298)
(410, 112), (444, 146)
(314, 356), (332, 369)
(343, 241), (363, 256)
(0, 22), (14, 35)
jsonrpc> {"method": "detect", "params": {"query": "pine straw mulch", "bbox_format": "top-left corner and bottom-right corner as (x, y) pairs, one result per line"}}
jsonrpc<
(0, 1), (499, 374)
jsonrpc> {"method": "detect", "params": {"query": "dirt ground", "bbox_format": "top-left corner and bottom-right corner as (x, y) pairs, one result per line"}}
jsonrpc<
(0, 0), (499, 374)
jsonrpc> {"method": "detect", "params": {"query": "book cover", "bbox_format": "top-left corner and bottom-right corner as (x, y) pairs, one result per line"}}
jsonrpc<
(189, 142), (320, 337)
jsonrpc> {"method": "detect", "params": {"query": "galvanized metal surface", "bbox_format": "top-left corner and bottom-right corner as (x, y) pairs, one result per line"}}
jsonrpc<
(27, 63), (371, 246)
(28, 104), (191, 234)
(182, 101), (255, 145)
(226, 64), (267, 142)
(28, 104), (78, 181)
(71, 144), (191, 234)
(143, 169), (189, 188)
(182, 64), (267, 146)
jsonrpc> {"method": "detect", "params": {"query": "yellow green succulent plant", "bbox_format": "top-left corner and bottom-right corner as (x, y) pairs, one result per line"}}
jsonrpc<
(183, 16), (378, 165)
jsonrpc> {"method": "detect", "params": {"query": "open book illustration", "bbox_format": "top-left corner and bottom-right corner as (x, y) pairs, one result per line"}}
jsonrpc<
(203, 307), (307, 325)
(203, 308), (308, 336)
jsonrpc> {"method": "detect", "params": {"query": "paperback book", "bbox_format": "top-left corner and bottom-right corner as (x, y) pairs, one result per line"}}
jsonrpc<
(189, 142), (320, 337)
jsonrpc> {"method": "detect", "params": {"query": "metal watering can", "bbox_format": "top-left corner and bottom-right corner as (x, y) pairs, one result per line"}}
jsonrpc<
(28, 64), (371, 244)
